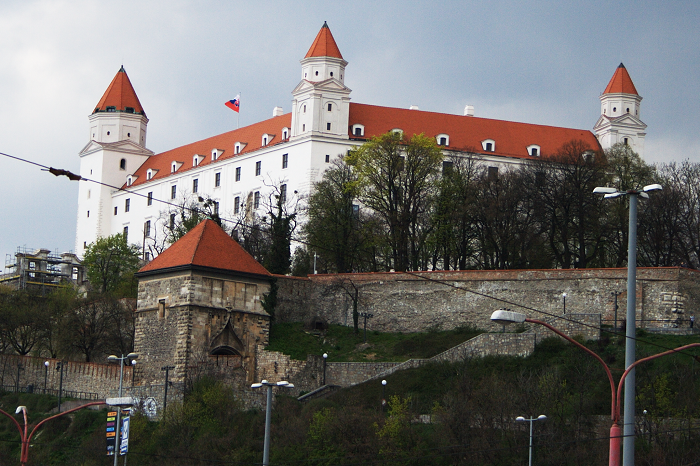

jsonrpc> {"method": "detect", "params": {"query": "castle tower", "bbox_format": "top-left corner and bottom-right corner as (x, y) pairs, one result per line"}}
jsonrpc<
(291, 22), (351, 139)
(134, 219), (272, 386)
(594, 63), (647, 157)
(75, 67), (153, 254)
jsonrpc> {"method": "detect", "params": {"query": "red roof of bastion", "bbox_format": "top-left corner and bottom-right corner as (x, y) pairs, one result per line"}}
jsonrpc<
(137, 219), (270, 277)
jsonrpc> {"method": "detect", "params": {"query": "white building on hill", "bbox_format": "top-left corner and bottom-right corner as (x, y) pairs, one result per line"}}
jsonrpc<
(75, 22), (645, 257)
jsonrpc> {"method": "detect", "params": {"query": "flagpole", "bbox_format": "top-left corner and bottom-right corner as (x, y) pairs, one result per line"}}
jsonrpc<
(237, 92), (240, 129)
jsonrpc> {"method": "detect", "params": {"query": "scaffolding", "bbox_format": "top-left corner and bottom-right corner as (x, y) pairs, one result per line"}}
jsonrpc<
(0, 246), (85, 292)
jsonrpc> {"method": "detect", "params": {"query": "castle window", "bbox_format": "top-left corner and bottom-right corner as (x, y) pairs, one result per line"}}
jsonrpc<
(170, 213), (176, 230)
(303, 105), (306, 113)
(87, 190), (91, 199)
(436, 134), (449, 146)
(613, 107), (617, 113)
(214, 201), (219, 215)
(123, 227), (128, 238)
(280, 184), (287, 203)
(147, 169), (153, 180)
(212, 149), (219, 161)
(315, 71), (318, 76)
(391, 128), (404, 137)
(282, 127), (289, 139)
(325, 154), (330, 163)
(171, 185), (177, 199)
(215, 172), (221, 187)
(235, 167), (241, 181)
(352, 124), (365, 137)
(107, 131), (110, 135)
(114, 206), (118, 215)
(254, 191), (260, 209)
(158, 299), (166, 319)
(282, 153), (288, 169)
(145, 220), (151, 237)
(127, 133), (131, 137)
(193, 178), (198, 193)
(327, 103), (332, 111)
(127, 176), (133, 186)
(106, 106), (116, 112)
(255, 161), (261, 176)
(145, 252), (151, 261)
(527, 145), (541, 157)
(302, 124), (305, 131)
(234, 196), (240, 214)
(624, 138), (629, 145)
(171, 162), (177, 173)
(442, 161), (453, 174)
(330, 72), (334, 77)
(125, 107), (134, 113)
(125, 198), (130, 212)
(626, 108), (630, 113)
(235, 143), (241, 154)
(482, 139), (495, 152)
(87, 211), (89, 217)
(120, 159), (126, 170)
(147, 192), (153, 206)
(327, 122), (331, 131)
(193, 155), (200, 167)
(262, 135), (268, 146)
(488, 166), (499, 181)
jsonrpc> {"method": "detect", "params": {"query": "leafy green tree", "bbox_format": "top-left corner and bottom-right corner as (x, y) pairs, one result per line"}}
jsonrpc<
(346, 132), (443, 271)
(82, 233), (141, 296)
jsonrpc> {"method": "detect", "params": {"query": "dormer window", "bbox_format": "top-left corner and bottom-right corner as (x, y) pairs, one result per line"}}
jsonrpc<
(526, 145), (541, 157)
(482, 139), (495, 152)
(352, 124), (365, 137)
(436, 134), (450, 146)
(391, 128), (404, 138)
(127, 175), (133, 186)
(146, 169), (153, 180)
(282, 127), (289, 140)
(171, 161), (183, 173)
(261, 134), (273, 146)
(106, 106), (116, 112)
(125, 107), (134, 113)
(234, 142), (246, 154)
(193, 154), (203, 167)
(212, 148), (222, 161)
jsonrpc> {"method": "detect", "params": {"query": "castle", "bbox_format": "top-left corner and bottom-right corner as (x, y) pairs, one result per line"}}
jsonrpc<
(74, 22), (646, 258)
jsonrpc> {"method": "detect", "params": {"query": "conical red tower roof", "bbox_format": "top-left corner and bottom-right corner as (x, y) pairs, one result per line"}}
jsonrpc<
(93, 66), (146, 116)
(137, 219), (270, 277)
(305, 21), (343, 59)
(603, 63), (638, 95)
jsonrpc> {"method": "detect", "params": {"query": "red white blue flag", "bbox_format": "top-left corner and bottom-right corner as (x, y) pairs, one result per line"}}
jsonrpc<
(225, 95), (240, 112)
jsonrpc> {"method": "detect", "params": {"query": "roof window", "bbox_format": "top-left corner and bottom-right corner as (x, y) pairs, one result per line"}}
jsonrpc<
(282, 127), (290, 140)
(352, 124), (365, 137)
(212, 148), (223, 161)
(261, 134), (273, 146)
(391, 128), (404, 138)
(125, 107), (134, 113)
(146, 169), (153, 180)
(106, 106), (116, 112)
(127, 175), (133, 186)
(436, 134), (449, 146)
(193, 154), (204, 167)
(482, 139), (495, 152)
(526, 145), (541, 157)
(235, 142), (247, 154)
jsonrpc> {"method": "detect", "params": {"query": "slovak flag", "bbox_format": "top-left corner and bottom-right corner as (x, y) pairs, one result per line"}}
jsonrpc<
(225, 95), (240, 113)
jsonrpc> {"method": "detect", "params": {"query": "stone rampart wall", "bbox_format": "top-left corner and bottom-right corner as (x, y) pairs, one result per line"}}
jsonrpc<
(274, 268), (700, 332)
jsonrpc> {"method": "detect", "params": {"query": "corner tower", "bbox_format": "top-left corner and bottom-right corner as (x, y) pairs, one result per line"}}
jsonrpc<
(594, 63), (647, 157)
(75, 67), (153, 255)
(291, 22), (351, 139)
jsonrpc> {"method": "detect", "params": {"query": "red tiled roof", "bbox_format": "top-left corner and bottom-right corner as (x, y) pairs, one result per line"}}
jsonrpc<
(305, 22), (343, 59)
(126, 103), (598, 189)
(138, 219), (270, 276)
(126, 113), (291, 188)
(350, 103), (601, 158)
(603, 63), (638, 95)
(94, 66), (146, 116)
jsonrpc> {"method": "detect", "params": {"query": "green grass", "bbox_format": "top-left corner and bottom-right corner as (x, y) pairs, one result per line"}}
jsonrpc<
(266, 322), (484, 362)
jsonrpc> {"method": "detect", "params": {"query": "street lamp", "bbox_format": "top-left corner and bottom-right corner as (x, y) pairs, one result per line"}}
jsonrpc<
(56, 361), (65, 412)
(516, 414), (547, 466)
(491, 309), (700, 466)
(611, 291), (621, 330)
(107, 353), (138, 466)
(594, 183), (661, 466)
(251, 380), (295, 466)
(562, 292), (567, 314)
(322, 353), (328, 386)
(43, 361), (49, 393)
(359, 312), (374, 343)
(381, 379), (387, 411)
(131, 360), (137, 386)
(1, 401), (105, 466)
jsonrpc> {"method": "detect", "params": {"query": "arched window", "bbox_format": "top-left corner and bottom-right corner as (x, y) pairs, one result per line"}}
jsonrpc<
(120, 159), (126, 170)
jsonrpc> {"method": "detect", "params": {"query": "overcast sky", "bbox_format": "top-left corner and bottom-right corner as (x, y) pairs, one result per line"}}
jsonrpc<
(1, 0), (698, 263)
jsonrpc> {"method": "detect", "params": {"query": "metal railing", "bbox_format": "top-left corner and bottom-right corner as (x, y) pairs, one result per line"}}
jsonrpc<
(0, 385), (100, 400)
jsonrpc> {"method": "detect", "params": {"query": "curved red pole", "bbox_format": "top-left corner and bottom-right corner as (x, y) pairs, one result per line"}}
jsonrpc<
(615, 343), (700, 419)
(0, 408), (25, 464)
(526, 318), (617, 420)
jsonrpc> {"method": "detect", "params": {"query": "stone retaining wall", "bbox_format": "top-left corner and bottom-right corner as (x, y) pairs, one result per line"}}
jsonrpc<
(275, 267), (700, 333)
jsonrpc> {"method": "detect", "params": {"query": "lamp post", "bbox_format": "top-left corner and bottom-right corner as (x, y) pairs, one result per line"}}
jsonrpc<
(359, 312), (374, 343)
(43, 361), (49, 393)
(161, 365), (175, 414)
(562, 293), (567, 314)
(491, 309), (700, 466)
(611, 291), (621, 330)
(322, 353), (328, 386)
(516, 414), (547, 466)
(1, 402), (105, 466)
(594, 183), (662, 466)
(131, 360), (137, 386)
(381, 379), (387, 411)
(16, 362), (23, 393)
(56, 361), (65, 412)
(251, 380), (295, 466)
(108, 353), (138, 466)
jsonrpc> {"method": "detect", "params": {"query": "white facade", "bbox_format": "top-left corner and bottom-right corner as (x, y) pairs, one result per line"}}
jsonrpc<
(75, 25), (641, 259)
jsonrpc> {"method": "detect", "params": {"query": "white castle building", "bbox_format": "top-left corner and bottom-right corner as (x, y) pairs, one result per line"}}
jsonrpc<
(75, 22), (646, 257)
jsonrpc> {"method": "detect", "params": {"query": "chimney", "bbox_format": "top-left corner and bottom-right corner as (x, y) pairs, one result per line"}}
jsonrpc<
(464, 105), (474, 117)
(272, 106), (284, 117)
(409, 105), (419, 110)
